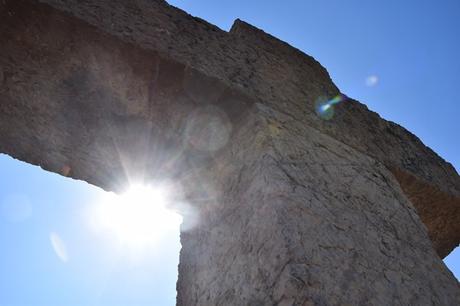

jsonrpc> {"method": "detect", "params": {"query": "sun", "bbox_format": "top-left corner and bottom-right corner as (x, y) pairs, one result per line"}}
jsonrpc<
(91, 184), (183, 247)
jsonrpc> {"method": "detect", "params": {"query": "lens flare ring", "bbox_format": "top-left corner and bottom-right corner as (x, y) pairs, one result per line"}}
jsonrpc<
(315, 94), (348, 120)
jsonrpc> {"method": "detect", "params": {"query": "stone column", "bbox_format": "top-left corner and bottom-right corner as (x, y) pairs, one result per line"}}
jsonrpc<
(176, 104), (460, 305)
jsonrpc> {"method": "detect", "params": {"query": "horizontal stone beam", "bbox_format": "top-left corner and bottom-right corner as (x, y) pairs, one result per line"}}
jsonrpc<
(1, 0), (254, 192)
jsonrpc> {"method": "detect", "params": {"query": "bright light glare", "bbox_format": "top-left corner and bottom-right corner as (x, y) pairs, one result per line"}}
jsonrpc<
(92, 185), (182, 247)
(50, 232), (69, 263)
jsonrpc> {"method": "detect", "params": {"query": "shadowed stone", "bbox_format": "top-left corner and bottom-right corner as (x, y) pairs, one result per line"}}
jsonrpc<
(1, 0), (459, 305)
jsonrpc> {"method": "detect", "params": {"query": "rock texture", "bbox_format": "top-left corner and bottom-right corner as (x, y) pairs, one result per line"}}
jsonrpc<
(1, 0), (459, 305)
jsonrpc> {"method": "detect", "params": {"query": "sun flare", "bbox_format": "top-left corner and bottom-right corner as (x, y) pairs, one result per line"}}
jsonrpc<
(91, 185), (183, 247)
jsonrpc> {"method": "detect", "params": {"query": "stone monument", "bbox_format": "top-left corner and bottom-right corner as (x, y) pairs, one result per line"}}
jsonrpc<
(1, 0), (459, 304)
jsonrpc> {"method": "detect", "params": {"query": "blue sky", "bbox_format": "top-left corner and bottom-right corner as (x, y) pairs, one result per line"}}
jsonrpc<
(1, 1), (459, 305)
(0, 156), (181, 306)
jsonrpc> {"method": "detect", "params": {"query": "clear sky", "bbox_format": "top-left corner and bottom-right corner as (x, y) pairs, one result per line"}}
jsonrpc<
(1, 1), (459, 305)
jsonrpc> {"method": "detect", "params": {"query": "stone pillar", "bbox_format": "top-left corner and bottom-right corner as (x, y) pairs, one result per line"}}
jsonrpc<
(176, 104), (459, 305)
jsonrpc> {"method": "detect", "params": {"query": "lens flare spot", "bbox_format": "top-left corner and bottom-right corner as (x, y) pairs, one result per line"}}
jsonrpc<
(320, 104), (331, 112)
(365, 75), (379, 87)
(50, 232), (69, 263)
(61, 165), (71, 177)
(315, 94), (348, 120)
(184, 105), (232, 152)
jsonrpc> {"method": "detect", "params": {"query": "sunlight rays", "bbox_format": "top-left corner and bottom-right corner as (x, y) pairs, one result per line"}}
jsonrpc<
(90, 184), (183, 249)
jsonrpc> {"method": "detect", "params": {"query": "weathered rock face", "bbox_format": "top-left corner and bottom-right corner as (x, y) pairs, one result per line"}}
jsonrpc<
(1, 0), (459, 305)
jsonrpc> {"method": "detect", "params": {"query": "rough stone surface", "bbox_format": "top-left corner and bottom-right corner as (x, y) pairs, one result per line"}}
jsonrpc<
(1, 0), (459, 305)
(177, 107), (459, 305)
(37, 0), (460, 259)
